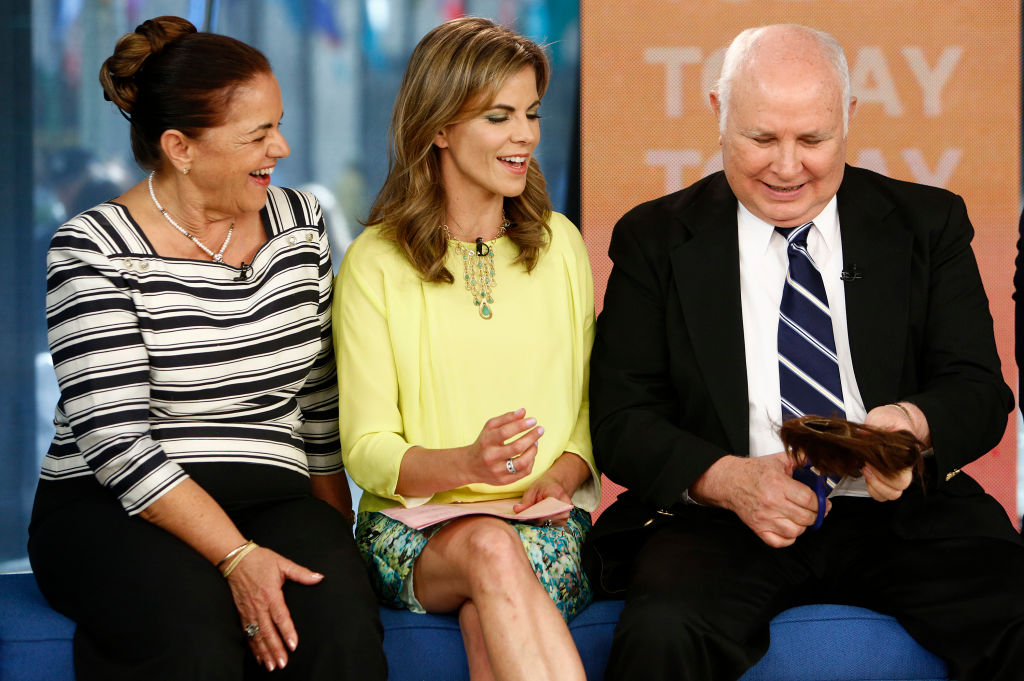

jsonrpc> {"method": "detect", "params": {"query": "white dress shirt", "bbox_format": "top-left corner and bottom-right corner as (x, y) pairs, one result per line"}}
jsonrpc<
(737, 197), (869, 497)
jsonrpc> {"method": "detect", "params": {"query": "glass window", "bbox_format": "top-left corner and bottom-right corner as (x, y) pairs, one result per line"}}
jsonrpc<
(0, 0), (579, 572)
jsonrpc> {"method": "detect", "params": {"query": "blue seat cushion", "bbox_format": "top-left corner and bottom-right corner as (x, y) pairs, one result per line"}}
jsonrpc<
(0, 573), (75, 681)
(738, 604), (948, 681)
(0, 572), (947, 681)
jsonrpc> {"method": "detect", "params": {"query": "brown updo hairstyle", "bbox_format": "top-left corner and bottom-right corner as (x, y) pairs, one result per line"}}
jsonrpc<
(366, 16), (553, 283)
(99, 16), (271, 171)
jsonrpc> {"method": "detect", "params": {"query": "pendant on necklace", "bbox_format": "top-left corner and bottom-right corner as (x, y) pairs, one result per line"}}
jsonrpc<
(461, 246), (496, 319)
(444, 219), (506, 320)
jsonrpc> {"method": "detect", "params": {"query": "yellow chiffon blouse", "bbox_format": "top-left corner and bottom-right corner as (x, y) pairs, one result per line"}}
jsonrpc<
(334, 212), (599, 513)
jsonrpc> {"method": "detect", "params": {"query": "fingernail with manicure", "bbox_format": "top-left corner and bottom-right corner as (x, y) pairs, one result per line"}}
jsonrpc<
(525, 418), (536, 426)
(288, 638), (297, 651)
(537, 426), (545, 436)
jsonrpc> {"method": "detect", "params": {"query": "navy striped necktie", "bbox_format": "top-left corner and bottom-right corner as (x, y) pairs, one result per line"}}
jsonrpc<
(776, 221), (843, 522)
(776, 221), (845, 420)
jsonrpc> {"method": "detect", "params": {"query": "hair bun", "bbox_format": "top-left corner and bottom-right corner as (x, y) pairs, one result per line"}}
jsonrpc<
(99, 15), (197, 114)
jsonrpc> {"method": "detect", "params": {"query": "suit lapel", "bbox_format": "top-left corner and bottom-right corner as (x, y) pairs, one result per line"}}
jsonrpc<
(668, 176), (749, 454)
(837, 167), (912, 408)
(661, 169), (911, 452)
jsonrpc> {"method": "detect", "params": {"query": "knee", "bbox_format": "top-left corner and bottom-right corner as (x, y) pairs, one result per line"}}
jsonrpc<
(460, 518), (527, 569)
(616, 594), (703, 649)
(607, 595), (757, 681)
(285, 583), (386, 678)
(288, 579), (383, 646)
(449, 518), (531, 586)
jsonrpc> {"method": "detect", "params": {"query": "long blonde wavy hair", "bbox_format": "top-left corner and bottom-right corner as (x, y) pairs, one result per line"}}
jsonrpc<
(366, 16), (553, 283)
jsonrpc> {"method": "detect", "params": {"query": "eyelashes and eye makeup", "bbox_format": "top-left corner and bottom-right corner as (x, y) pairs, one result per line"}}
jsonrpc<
(485, 113), (542, 123)
(484, 105), (542, 124)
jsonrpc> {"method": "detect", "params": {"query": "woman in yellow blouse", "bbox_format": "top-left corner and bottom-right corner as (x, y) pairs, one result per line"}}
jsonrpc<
(334, 16), (599, 681)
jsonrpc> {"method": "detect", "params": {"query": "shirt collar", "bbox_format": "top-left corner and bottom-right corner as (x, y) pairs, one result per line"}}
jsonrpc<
(737, 196), (840, 254)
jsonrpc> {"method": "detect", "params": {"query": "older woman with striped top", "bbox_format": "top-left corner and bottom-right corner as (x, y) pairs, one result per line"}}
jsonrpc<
(27, 16), (385, 681)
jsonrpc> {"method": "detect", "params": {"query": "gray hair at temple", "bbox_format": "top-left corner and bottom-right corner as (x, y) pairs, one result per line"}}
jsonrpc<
(713, 24), (852, 137)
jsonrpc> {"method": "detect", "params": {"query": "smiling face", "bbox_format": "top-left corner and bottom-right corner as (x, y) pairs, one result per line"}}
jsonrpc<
(434, 66), (540, 207)
(712, 34), (855, 228)
(186, 71), (290, 218)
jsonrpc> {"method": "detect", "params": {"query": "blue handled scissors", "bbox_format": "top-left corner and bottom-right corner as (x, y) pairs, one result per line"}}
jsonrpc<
(792, 463), (836, 530)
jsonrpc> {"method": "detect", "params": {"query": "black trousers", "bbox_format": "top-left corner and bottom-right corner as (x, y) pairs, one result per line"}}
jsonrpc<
(29, 483), (387, 681)
(603, 497), (1024, 681)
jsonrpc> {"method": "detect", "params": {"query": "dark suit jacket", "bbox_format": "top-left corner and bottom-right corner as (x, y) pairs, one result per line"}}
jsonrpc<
(588, 166), (1016, 570)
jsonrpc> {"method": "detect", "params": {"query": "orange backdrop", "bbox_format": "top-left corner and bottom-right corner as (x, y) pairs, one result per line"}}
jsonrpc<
(580, 0), (1021, 525)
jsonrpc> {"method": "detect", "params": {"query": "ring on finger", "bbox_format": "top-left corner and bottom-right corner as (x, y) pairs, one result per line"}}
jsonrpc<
(506, 458), (517, 474)
(542, 518), (553, 528)
(244, 623), (260, 640)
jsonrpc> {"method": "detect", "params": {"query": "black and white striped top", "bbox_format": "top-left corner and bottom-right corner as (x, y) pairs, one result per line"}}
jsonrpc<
(42, 185), (341, 515)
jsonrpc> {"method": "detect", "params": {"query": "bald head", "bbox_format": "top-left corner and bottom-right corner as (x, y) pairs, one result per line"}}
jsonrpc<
(714, 24), (852, 136)
(709, 24), (856, 228)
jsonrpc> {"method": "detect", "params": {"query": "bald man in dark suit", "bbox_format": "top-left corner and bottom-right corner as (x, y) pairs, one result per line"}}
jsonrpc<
(586, 23), (1024, 681)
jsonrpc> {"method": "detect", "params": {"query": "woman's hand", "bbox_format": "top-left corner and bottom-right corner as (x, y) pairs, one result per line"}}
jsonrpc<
(513, 474), (573, 526)
(461, 408), (544, 485)
(311, 472), (355, 523)
(137, 480), (328, 671)
(512, 451), (591, 527)
(395, 409), (547, 498)
(225, 546), (325, 672)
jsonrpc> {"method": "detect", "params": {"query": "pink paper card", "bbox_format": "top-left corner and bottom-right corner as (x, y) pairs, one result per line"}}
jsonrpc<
(381, 496), (573, 530)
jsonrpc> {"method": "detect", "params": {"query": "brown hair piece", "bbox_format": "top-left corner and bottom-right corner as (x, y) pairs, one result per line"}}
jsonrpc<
(99, 15), (271, 170)
(778, 415), (925, 480)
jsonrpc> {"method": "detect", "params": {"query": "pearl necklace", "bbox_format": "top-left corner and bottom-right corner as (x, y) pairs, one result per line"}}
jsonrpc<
(147, 171), (234, 262)
(442, 217), (509, 320)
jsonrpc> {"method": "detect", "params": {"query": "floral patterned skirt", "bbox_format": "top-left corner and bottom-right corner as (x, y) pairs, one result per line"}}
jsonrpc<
(355, 507), (593, 622)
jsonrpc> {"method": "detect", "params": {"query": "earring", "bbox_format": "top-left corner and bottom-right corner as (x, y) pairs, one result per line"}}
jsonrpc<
(182, 167), (191, 175)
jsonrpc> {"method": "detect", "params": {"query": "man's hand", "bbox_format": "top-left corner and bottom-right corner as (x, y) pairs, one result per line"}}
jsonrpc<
(861, 402), (926, 502)
(690, 453), (824, 548)
(865, 402), (931, 447)
(861, 462), (913, 501)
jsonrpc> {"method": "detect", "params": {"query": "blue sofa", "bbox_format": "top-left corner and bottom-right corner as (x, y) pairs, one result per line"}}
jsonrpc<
(1, 570), (948, 680)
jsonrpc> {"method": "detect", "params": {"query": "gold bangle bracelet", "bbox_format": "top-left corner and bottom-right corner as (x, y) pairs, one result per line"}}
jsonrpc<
(221, 541), (259, 578)
(215, 540), (251, 570)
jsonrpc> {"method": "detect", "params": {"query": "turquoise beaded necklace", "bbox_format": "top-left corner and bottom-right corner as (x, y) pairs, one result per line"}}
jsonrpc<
(442, 218), (509, 319)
